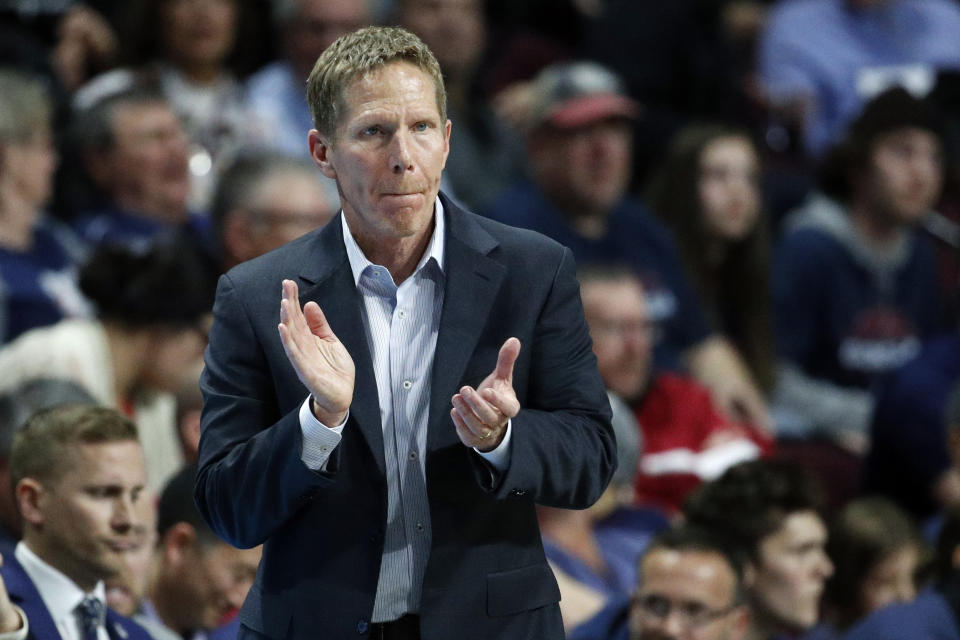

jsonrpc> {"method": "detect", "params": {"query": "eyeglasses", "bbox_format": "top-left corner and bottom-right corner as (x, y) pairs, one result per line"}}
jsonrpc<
(633, 593), (740, 629)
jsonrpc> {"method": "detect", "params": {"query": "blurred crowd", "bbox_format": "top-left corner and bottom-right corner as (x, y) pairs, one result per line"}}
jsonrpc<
(1, 0), (960, 638)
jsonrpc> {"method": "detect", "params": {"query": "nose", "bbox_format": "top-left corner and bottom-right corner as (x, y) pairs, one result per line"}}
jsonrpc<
(816, 550), (834, 579)
(111, 495), (135, 533)
(390, 130), (413, 174)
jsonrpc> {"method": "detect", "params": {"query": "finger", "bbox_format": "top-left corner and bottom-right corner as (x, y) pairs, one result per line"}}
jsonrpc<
(459, 386), (502, 427)
(451, 394), (494, 439)
(451, 409), (481, 447)
(494, 337), (521, 383)
(481, 387), (520, 419)
(303, 301), (337, 341)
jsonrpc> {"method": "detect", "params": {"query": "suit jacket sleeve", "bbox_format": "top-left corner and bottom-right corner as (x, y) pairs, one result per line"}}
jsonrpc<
(474, 245), (616, 508)
(195, 272), (331, 548)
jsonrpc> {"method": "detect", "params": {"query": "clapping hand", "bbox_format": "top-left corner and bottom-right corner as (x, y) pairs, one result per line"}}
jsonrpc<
(451, 338), (521, 452)
(278, 279), (356, 426)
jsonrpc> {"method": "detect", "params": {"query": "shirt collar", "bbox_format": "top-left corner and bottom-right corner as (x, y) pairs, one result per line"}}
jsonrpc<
(341, 196), (446, 287)
(15, 541), (107, 629)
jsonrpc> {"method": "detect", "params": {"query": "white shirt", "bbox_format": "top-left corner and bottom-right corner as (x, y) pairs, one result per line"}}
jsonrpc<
(14, 542), (109, 640)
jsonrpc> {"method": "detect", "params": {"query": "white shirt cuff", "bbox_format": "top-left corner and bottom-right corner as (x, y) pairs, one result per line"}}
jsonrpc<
(474, 419), (512, 471)
(299, 397), (346, 470)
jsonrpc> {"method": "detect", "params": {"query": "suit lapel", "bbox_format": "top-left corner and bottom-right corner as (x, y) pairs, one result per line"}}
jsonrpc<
(3, 554), (64, 640)
(428, 198), (506, 452)
(296, 217), (386, 477)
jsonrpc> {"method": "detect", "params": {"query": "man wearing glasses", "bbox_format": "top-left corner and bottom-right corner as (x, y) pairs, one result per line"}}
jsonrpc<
(631, 527), (749, 640)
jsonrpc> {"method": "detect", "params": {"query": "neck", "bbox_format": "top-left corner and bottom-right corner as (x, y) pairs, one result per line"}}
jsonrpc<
(0, 193), (38, 250)
(848, 199), (904, 248)
(21, 535), (99, 593)
(149, 574), (189, 635)
(104, 323), (151, 404)
(176, 61), (223, 85)
(114, 192), (187, 226)
(347, 215), (435, 286)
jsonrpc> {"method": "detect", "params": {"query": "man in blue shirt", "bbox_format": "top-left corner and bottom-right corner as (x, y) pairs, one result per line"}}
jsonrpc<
(485, 61), (768, 428)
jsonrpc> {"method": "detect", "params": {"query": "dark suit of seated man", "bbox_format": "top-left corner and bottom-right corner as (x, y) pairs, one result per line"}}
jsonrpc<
(0, 405), (153, 640)
(195, 25), (616, 640)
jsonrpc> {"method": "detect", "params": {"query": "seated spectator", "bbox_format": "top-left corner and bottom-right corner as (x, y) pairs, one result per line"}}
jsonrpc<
(580, 266), (771, 515)
(398, 0), (526, 211)
(138, 464), (261, 639)
(569, 526), (750, 640)
(0, 68), (90, 344)
(538, 390), (669, 632)
(0, 405), (155, 638)
(0, 242), (216, 491)
(864, 339), (960, 523)
(70, 87), (216, 257)
(814, 497), (924, 637)
(773, 88), (947, 450)
(646, 124), (775, 394)
(75, 0), (262, 209)
(485, 61), (768, 428)
(685, 460), (834, 640)
(211, 153), (339, 271)
(0, 378), (96, 553)
(758, 0), (960, 158)
(244, 0), (370, 159)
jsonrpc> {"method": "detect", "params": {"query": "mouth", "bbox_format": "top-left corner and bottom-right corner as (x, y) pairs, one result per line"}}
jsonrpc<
(106, 540), (140, 553)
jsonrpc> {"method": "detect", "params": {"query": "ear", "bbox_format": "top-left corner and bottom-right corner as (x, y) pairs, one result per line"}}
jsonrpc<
(15, 478), (46, 527)
(309, 129), (337, 180)
(441, 119), (452, 170)
(161, 522), (197, 567)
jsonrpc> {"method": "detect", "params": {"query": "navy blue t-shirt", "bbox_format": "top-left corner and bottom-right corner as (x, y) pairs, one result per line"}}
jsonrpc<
(773, 226), (941, 390)
(485, 182), (711, 369)
(0, 222), (90, 344)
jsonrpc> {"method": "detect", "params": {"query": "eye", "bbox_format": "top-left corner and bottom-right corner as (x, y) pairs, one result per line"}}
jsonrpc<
(362, 125), (381, 136)
(413, 122), (429, 132)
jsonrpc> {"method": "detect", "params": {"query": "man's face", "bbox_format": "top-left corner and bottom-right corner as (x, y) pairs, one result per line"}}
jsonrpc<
(399, 0), (486, 78)
(750, 511), (833, 634)
(582, 277), (654, 402)
(531, 118), (632, 220)
(630, 548), (746, 640)
(286, 0), (369, 80)
(235, 171), (337, 262)
(98, 102), (191, 221)
(864, 127), (942, 226)
(311, 61), (450, 251)
(30, 441), (147, 590)
(2, 124), (57, 211)
(178, 541), (261, 630)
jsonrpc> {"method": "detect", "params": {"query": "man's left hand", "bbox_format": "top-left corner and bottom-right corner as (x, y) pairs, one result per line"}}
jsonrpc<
(451, 338), (521, 452)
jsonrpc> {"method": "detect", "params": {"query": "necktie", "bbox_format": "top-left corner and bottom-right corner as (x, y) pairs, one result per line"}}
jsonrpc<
(75, 596), (105, 640)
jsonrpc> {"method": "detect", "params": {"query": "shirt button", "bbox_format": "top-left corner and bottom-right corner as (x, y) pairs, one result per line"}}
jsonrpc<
(416, 522), (424, 531)
(409, 451), (418, 460)
(402, 380), (412, 390)
(398, 309), (407, 319)
(320, 446), (328, 454)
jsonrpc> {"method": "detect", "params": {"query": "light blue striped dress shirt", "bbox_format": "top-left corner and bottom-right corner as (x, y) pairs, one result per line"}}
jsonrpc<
(296, 199), (510, 622)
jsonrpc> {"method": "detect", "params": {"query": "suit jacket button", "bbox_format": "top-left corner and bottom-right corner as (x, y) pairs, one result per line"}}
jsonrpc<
(511, 488), (526, 497)
(357, 619), (369, 634)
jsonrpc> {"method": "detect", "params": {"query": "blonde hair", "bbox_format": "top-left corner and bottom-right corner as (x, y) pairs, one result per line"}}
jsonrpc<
(306, 26), (445, 140)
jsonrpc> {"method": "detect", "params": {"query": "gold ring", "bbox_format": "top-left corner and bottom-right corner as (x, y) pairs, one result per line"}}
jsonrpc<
(481, 430), (492, 439)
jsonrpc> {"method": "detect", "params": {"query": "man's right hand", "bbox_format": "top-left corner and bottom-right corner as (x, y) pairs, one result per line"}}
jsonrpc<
(277, 279), (355, 426)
